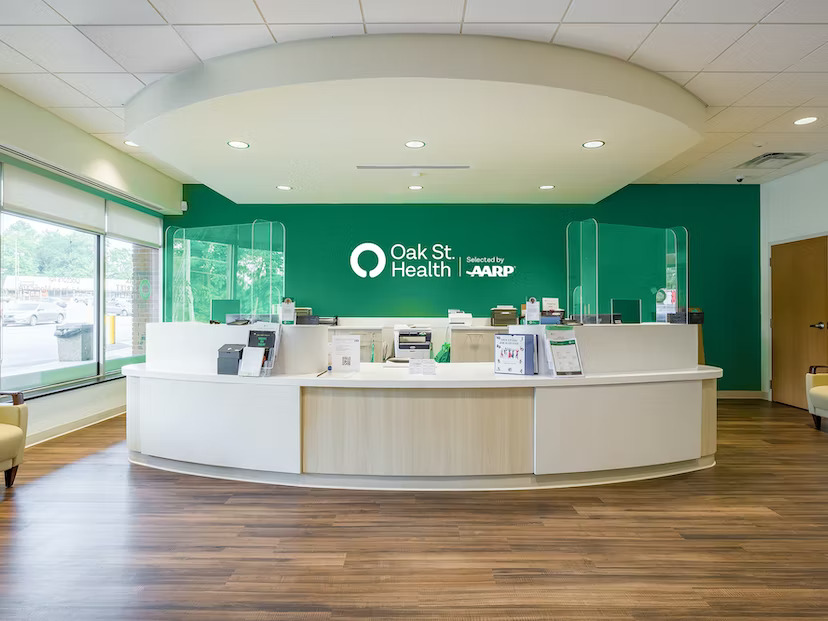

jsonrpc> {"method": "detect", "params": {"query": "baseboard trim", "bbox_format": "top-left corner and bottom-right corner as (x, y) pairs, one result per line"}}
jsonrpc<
(717, 390), (769, 400)
(26, 407), (125, 447)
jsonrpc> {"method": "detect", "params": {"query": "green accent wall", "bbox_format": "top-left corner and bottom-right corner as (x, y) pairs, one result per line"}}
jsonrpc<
(167, 183), (760, 390)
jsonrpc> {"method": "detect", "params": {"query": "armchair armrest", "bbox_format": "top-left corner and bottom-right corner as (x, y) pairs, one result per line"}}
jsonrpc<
(0, 404), (27, 433)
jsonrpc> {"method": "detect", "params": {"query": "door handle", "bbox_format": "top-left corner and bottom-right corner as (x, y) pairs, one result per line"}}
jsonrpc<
(810, 322), (825, 329)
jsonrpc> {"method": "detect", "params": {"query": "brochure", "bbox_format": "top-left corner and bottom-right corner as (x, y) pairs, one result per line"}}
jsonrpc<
(545, 326), (583, 376)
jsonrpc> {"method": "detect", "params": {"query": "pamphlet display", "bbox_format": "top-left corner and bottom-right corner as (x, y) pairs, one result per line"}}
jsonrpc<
(280, 298), (296, 325)
(237, 328), (280, 377)
(332, 335), (360, 372)
(544, 326), (583, 376)
(494, 333), (537, 375)
(526, 297), (541, 324)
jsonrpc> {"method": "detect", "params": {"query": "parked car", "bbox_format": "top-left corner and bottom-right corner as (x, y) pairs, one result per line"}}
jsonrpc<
(2, 300), (66, 326)
(106, 299), (131, 316)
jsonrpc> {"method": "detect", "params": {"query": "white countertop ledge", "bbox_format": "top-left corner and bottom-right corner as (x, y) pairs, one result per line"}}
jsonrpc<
(123, 362), (722, 389)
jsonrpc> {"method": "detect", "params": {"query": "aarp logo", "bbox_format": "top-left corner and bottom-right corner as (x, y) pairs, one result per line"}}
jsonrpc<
(350, 242), (387, 278)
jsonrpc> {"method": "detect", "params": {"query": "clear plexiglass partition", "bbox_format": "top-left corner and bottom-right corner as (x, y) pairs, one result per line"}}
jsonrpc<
(566, 218), (688, 324)
(168, 221), (285, 323)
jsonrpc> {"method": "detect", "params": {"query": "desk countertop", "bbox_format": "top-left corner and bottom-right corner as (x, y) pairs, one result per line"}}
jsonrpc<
(124, 362), (722, 390)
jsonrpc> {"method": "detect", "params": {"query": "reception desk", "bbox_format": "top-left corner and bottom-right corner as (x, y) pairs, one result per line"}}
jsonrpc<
(124, 323), (722, 491)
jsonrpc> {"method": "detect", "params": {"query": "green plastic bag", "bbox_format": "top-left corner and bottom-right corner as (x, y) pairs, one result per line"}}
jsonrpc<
(434, 342), (450, 363)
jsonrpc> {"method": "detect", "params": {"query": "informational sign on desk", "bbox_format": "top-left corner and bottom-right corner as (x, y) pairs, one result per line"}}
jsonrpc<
(495, 333), (536, 375)
(545, 326), (583, 376)
(332, 335), (360, 373)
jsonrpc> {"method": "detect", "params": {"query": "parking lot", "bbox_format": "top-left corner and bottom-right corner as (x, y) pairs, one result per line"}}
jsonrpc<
(1, 317), (134, 370)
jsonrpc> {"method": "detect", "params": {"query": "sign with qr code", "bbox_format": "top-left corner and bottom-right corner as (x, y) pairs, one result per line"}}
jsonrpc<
(332, 335), (360, 373)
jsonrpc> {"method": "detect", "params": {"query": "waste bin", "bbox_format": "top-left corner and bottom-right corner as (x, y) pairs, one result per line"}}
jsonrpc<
(54, 323), (94, 361)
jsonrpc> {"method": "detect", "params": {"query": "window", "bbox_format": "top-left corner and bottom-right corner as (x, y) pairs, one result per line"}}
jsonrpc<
(104, 238), (160, 374)
(0, 213), (99, 391)
(0, 162), (163, 394)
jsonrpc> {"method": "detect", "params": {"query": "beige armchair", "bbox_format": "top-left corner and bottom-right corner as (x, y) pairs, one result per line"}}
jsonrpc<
(806, 366), (828, 430)
(0, 392), (27, 487)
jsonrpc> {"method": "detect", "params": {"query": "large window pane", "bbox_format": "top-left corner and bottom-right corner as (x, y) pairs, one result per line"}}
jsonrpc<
(104, 238), (160, 373)
(0, 213), (98, 390)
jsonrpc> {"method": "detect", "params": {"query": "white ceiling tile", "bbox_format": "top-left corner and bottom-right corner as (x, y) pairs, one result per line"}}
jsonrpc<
(736, 72), (828, 106)
(704, 107), (792, 132)
(659, 71), (698, 86)
(0, 73), (97, 107)
(0, 0), (66, 25)
(763, 0), (828, 23)
(46, 0), (164, 25)
(756, 106), (828, 131)
(257, 0), (363, 24)
(79, 25), (200, 73)
(730, 130), (828, 151)
(630, 24), (751, 71)
(56, 73), (145, 107)
(135, 73), (170, 85)
(665, 0), (781, 23)
(152, 0), (264, 25)
(50, 107), (125, 133)
(684, 72), (775, 106)
(788, 42), (828, 71)
(0, 26), (123, 71)
(366, 23), (461, 35)
(362, 0), (465, 24)
(564, 0), (675, 23)
(554, 24), (653, 61)
(107, 107), (125, 119)
(269, 23), (364, 42)
(708, 25), (828, 72)
(0, 40), (44, 72)
(461, 23), (557, 43)
(175, 25), (273, 61)
(705, 106), (726, 119)
(464, 0), (568, 23)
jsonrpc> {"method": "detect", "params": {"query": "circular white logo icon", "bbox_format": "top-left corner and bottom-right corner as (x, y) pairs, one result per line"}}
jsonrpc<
(350, 242), (387, 278)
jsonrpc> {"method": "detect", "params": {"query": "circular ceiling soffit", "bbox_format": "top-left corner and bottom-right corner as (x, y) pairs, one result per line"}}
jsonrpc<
(126, 35), (705, 205)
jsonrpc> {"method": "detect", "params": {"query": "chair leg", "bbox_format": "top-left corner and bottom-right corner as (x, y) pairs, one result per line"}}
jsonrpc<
(4, 465), (18, 488)
(813, 415), (823, 431)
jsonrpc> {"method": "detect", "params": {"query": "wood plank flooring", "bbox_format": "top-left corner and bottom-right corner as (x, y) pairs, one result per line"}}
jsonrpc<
(2, 401), (828, 620)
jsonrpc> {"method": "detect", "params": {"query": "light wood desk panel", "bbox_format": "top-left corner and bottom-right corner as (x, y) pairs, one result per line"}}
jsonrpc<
(302, 387), (534, 476)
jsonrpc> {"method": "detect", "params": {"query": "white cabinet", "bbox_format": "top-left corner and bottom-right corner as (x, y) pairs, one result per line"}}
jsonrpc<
(450, 328), (509, 362)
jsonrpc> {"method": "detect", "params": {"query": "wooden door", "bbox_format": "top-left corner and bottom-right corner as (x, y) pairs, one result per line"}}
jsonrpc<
(771, 236), (828, 408)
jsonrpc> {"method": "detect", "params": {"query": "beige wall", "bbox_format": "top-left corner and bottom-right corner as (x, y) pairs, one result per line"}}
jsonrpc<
(0, 85), (182, 214)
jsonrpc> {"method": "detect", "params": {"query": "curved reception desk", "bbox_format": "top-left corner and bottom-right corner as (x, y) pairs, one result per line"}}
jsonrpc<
(124, 323), (722, 491)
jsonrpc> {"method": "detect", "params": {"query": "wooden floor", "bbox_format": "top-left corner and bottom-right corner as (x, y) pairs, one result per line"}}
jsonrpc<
(2, 401), (828, 620)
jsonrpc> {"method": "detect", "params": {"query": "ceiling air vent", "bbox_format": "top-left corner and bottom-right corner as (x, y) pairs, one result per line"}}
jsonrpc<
(737, 152), (812, 170)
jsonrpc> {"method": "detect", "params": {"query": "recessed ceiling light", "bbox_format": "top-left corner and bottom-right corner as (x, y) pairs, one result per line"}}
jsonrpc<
(408, 185), (423, 190)
(276, 185), (292, 191)
(227, 140), (250, 149)
(405, 140), (426, 149)
(539, 185), (555, 190)
(582, 140), (605, 149)
(123, 140), (139, 147)
(794, 116), (818, 125)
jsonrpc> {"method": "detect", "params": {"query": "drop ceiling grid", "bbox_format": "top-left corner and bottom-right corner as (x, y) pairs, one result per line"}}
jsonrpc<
(0, 0), (824, 184)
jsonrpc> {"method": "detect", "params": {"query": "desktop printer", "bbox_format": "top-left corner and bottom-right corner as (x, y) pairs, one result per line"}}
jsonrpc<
(394, 328), (433, 359)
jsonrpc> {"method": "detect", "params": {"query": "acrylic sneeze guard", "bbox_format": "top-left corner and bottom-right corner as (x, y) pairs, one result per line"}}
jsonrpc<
(168, 221), (285, 323)
(566, 219), (688, 324)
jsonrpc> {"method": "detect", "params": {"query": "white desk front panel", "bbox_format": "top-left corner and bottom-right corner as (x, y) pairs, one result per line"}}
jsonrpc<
(138, 377), (301, 473)
(534, 381), (702, 475)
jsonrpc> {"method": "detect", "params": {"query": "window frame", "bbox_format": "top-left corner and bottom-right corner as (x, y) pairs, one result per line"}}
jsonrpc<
(0, 161), (163, 399)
